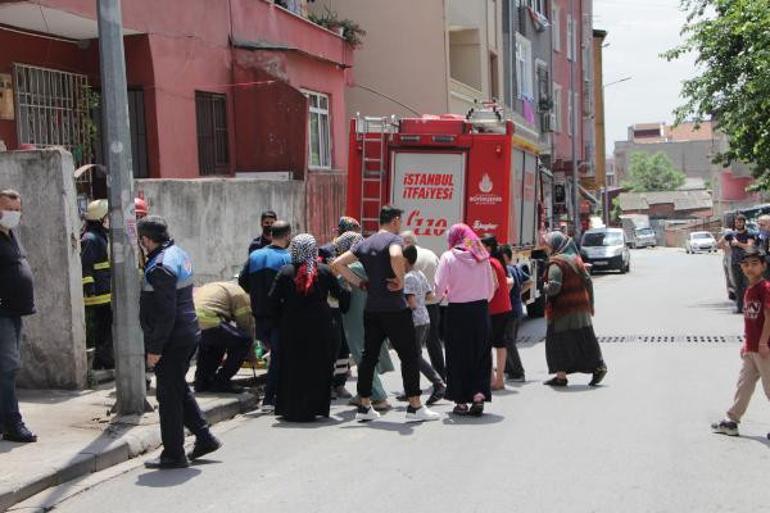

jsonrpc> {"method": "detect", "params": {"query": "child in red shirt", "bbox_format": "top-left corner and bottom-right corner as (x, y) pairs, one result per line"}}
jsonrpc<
(712, 248), (770, 436)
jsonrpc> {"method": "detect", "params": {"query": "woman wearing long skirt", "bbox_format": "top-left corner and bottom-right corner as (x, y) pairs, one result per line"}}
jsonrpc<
(542, 231), (608, 387)
(334, 231), (395, 412)
(269, 234), (349, 422)
(435, 224), (496, 416)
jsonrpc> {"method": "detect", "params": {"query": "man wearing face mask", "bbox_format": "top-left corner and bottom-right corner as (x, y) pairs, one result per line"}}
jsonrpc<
(247, 210), (277, 255)
(81, 199), (114, 370)
(719, 214), (757, 313)
(0, 189), (37, 443)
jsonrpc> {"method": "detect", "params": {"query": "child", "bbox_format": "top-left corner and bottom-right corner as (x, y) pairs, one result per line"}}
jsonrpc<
(500, 244), (531, 382)
(403, 244), (447, 405)
(712, 248), (770, 436)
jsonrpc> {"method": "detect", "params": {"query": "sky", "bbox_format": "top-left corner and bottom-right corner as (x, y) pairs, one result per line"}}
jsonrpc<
(593, 0), (697, 155)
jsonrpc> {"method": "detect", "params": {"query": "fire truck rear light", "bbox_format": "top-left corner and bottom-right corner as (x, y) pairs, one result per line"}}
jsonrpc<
(432, 135), (455, 143)
(400, 135), (420, 143)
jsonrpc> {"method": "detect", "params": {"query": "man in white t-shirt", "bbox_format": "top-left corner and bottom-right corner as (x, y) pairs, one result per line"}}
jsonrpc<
(401, 231), (446, 381)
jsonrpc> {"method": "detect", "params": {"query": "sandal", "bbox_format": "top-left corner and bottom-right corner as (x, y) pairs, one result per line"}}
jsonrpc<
(544, 376), (568, 387)
(452, 403), (469, 415)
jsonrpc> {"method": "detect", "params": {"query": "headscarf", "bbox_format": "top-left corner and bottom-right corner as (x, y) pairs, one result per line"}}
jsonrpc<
(338, 216), (361, 235)
(543, 231), (580, 258)
(289, 233), (318, 295)
(334, 231), (364, 257)
(447, 223), (489, 262)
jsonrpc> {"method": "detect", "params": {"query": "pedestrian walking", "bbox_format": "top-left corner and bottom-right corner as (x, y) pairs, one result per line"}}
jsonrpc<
(712, 248), (770, 436)
(434, 223), (496, 416)
(333, 206), (439, 423)
(481, 235), (513, 391)
(193, 281), (254, 394)
(269, 234), (347, 422)
(499, 245), (530, 382)
(401, 231), (447, 381)
(718, 214), (757, 314)
(0, 189), (37, 443)
(239, 220), (291, 413)
(542, 231), (607, 388)
(403, 244), (447, 404)
(80, 199), (114, 370)
(334, 231), (395, 412)
(138, 216), (221, 469)
(247, 210), (278, 255)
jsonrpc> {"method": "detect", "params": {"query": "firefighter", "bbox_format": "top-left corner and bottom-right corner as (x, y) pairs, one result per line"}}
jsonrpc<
(193, 281), (254, 394)
(138, 215), (221, 469)
(81, 199), (114, 370)
(135, 197), (149, 220)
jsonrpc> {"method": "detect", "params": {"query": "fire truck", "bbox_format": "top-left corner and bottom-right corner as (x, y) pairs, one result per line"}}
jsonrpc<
(346, 105), (549, 317)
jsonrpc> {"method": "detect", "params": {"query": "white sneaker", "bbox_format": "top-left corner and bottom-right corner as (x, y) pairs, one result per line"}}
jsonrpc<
(355, 405), (381, 422)
(405, 406), (441, 423)
(260, 403), (275, 414)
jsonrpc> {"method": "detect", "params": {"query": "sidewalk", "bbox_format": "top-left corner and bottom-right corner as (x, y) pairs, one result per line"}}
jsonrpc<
(0, 366), (264, 512)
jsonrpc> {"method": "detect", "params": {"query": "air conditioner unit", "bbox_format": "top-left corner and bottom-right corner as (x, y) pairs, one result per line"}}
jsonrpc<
(542, 112), (557, 133)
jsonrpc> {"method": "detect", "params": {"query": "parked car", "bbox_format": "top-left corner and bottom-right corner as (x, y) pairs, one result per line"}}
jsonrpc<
(685, 231), (718, 254)
(580, 228), (631, 274)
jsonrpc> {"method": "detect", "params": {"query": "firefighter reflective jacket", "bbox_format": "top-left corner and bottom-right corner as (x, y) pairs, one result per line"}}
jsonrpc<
(81, 222), (111, 307)
(140, 241), (200, 354)
(193, 281), (254, 336)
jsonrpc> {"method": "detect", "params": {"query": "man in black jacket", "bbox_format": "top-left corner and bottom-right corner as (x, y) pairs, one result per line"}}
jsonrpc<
(138, 216), (221, 469)
(0, 189), (37, 443)
(247, 210), (277, 255)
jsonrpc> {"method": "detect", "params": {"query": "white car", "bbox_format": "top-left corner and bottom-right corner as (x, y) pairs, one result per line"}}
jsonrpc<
(685, 231), (717, 254)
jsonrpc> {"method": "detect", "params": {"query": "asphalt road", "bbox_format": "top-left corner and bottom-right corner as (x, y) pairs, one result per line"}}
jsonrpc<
(23, 248), (770, 513)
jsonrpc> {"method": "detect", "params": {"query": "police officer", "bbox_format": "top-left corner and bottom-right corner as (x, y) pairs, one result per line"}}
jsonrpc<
(138, 216), (221, 469)
(81, 199), (114, 370)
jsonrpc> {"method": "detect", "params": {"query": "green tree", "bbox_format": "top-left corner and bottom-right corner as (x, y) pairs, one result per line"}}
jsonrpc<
(622, 152), (686, 192)
(664, 0), (770, 189)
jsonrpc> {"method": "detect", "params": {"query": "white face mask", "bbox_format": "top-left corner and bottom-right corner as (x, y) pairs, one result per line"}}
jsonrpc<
(0, 210), (20, 230)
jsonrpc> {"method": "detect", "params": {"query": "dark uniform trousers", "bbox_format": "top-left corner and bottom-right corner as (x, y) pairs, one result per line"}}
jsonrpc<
(195, 323), (252, 387)
(155, 341), (208, 460)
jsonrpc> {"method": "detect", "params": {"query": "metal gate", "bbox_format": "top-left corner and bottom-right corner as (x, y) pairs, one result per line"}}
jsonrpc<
(13, 63), (92, 163)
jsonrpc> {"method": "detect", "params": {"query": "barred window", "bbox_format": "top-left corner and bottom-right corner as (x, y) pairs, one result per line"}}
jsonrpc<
(195, 92), (229, 176)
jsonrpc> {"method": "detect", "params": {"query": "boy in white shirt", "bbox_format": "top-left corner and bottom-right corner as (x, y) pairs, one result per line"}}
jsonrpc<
(403, 245), (447, 405)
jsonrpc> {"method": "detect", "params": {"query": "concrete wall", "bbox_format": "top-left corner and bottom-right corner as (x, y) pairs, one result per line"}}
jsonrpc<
(136, 178), (306, 283)
(0, 149), (87, 389)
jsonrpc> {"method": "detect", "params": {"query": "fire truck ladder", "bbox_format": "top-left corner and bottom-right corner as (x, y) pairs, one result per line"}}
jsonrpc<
(358, 116), (395, 234)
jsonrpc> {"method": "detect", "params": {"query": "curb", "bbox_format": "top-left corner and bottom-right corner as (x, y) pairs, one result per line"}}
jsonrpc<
(0, 392), (258, 513)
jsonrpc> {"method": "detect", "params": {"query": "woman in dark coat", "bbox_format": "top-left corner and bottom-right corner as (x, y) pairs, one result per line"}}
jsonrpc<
(269, 234), (349, 422)
(542, 231), (607, 387)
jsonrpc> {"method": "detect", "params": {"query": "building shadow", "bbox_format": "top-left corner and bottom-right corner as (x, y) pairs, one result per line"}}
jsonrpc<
(136, 467), (202, 488)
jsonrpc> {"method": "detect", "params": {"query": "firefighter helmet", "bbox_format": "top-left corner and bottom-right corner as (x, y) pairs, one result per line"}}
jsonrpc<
(85, 199), (109, 221)
(135, 198), (149, 219)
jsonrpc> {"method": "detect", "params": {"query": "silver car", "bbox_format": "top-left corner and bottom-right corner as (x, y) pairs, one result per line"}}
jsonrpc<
(685, 231), (717, 254)
(580, 228), (631, 274)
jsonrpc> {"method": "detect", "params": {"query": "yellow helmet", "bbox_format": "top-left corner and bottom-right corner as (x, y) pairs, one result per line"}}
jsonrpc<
(85, 199), (109, 221)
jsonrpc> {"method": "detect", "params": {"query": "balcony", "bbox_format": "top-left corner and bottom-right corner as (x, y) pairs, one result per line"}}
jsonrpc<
(449, 78), (484, 114)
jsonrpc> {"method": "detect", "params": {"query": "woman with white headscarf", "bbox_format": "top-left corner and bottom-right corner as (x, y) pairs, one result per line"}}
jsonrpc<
(542, 231), (607, 387)
(269, 234), (349, 421)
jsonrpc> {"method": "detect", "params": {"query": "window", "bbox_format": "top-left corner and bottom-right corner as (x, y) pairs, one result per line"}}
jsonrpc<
(567, 90), (573, 135)
(552, 83), (562, 133)
(536, 60), (550, 106)
(305, 90), (332, 169)
(567, 14), (575, 61)
(515, 34), (533, 100)
(490, 52), (500, 101)
(552, 4), (561, 52)
(195, 92), (229, 176)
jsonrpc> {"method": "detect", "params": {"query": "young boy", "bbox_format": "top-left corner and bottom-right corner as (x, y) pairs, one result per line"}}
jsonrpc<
(403, 245), (447, 405)
(712, 247), (770, 436)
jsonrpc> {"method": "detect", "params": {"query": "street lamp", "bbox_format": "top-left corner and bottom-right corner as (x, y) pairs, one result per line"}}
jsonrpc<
(601, 76), (631, 225)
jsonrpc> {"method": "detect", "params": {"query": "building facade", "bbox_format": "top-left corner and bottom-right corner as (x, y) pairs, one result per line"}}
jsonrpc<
(0, 0), (354, 234)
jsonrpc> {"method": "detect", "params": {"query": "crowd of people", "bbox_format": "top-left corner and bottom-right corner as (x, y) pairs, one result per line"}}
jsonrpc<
(0, 190), (610, 468)
(234, 205), (608, 423)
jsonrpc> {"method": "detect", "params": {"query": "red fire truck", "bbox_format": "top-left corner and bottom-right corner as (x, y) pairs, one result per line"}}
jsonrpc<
(346, 106), (549, 316)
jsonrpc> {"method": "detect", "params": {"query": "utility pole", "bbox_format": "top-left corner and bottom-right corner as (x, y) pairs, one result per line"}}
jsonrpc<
(569, 0), (580, 242)
(97, 0), (146, 415)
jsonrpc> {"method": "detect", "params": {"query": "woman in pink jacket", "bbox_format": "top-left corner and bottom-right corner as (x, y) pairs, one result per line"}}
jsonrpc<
(435, 224), (496, 416)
